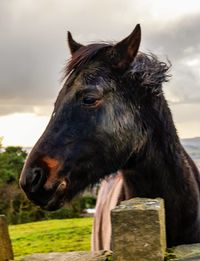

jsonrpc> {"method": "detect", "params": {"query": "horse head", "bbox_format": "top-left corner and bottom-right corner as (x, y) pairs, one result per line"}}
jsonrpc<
(19, 24), (169, 210)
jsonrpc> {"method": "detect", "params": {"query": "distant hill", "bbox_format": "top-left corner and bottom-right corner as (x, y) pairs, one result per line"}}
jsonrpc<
(23, 147), (32, 154)
(181, 137), (200, 165)
(181, 137), (200, 146)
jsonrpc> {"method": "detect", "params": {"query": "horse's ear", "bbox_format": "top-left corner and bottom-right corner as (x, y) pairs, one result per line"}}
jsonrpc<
(67, 31), (84, 54)
(112, 24), (141, 70)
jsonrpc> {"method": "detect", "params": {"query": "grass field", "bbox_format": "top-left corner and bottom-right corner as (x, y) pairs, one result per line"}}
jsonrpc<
(9, 218), (93, 260)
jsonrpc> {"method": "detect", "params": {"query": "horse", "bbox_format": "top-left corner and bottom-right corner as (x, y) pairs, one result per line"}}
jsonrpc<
(20, 24), (200, 248)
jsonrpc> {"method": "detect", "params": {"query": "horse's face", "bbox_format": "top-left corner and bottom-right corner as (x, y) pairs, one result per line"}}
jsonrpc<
(20, 25), (145, 210)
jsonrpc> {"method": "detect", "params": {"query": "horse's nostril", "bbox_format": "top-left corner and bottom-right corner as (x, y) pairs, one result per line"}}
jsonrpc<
(30, 167), (46, 192)
(32, 167), (42, 185)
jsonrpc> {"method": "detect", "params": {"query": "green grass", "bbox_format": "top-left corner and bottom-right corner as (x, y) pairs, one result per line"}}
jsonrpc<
(9, 218), (93, 260)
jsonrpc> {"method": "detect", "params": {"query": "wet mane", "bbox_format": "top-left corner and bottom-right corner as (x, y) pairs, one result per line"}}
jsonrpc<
(65, 43), (111, 77)
(130, 53), (171, 93)
(64, 43), (171, 91)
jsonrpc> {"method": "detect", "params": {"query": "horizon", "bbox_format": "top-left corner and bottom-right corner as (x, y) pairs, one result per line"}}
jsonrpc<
(1, 136), (199, 149)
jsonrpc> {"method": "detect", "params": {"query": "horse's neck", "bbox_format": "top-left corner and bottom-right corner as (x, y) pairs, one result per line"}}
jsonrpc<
(123, 131), (200, 246)
(123, 95), (200, 199)
(122, 135), (200, 200)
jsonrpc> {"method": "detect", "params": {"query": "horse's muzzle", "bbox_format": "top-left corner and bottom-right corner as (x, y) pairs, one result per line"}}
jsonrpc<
(19, 157), (68, 211)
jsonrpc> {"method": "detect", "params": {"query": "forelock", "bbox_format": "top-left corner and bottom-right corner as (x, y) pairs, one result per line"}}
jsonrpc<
(63, 43), (112, 79)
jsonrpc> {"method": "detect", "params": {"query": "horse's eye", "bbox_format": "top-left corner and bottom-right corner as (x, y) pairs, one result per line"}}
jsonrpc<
(82, 97), (97, 106)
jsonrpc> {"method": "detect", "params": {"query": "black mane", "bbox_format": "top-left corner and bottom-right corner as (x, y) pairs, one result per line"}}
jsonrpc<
(130, 53), (171, 94)
(65, 43), (110, 77)
(64, 44), (171, 95)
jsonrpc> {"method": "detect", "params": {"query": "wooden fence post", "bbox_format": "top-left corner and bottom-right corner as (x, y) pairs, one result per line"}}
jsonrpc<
(0, 215), (14, 261)
(111, 198), (166, 261)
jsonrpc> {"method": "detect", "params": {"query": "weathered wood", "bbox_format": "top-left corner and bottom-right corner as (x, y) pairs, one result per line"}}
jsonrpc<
(0, 215), (14, 261)
(111, 198), (166, 261)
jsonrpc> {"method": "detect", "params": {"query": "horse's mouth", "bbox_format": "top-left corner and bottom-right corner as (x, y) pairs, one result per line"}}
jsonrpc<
(30, 180), (68, 211)
(43, 180), (68, 211)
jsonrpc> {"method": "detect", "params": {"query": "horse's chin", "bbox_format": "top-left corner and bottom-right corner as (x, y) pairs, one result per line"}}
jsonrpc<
(42, 195), (65, 211)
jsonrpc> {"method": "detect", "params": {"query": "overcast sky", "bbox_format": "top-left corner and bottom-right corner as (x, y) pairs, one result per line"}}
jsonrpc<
(0, 0), (200, 146)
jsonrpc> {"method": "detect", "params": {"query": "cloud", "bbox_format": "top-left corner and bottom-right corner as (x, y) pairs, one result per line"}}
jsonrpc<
(0, 98), (54, 116)
(0, 0), (200, 117)
(144, 15), (200, 57)
(0, 0), (143, 116)
(143, 14), (200, 104)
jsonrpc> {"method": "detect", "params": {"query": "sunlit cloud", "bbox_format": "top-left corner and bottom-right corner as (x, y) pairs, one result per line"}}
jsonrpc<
(0, 113), (50, 147)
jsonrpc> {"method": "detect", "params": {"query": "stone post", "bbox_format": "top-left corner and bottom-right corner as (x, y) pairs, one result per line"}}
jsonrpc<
(0, 215), (14, 261)
(111, 198), (166, 261)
